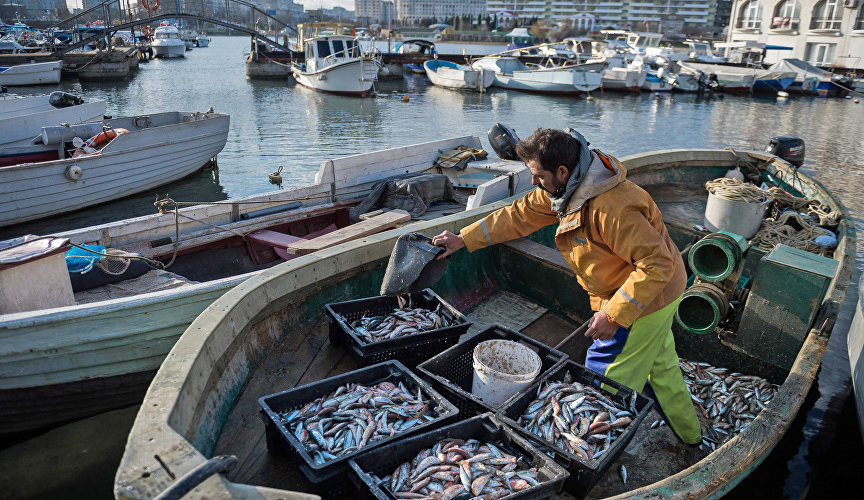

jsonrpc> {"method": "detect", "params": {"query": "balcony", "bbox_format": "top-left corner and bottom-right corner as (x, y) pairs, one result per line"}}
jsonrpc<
(770, 17), (800, 32)
(736, 18), (761, 32)
(810, 17), (842, 32)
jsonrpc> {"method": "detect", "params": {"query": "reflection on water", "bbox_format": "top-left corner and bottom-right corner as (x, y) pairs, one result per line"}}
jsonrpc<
(2, 36), (863, 499)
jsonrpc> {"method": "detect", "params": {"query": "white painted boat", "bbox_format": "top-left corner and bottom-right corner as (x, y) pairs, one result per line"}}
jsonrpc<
(195, 34), (210, 47)
(0, 92), (106, 150)
(151, 25), (185, 58)
(471, 56), (602, 94)
(599, 58), (645, 92)
(292, 33), (380, 96)
(0, 60), (61, 86)
(679, 62), (757, 94)
(0, 135), (529, 435)
(0, 110), (229, 228)
(423, 59), (494, 91)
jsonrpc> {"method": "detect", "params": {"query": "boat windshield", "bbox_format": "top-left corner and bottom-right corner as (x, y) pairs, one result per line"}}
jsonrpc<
(155, 32), (178, 39)
(345, 39), (357, 57)
(332, 39), (345, 57)
(317, 40), (331, 58)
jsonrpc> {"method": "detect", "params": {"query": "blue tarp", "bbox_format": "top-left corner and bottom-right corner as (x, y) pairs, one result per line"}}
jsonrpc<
(765, 45), (794, 50)
(65, 245), (105, 274)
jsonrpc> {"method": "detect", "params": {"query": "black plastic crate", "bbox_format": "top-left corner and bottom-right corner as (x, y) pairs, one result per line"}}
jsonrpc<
(257, 360), (459, 485)
(325, 288), (472, 368)
(497, 360), (654, 498)
(415, 324), (568, 416)
(348, 413), (569, 500)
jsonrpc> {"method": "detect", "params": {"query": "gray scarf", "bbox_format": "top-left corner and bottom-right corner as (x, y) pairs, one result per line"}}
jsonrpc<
(548, 128), (593, 214)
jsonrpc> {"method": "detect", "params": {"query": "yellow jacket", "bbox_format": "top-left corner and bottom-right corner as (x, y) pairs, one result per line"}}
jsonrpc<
(460, 150), (686, 328)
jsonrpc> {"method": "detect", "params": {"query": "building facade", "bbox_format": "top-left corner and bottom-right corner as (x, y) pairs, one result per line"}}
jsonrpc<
(727, 0), (864, 69)
(396, 0), (486, 23)
(356, 0), (383, 22)
(485, 1), (721, 28)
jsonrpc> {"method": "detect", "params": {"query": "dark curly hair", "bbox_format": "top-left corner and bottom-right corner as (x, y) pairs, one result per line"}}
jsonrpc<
(515, 128), (582, 174)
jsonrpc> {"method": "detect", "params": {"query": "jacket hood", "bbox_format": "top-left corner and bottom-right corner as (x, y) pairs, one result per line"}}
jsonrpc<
(557, 150), (627, 217)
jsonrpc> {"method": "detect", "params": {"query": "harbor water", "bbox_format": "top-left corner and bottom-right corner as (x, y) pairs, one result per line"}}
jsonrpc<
(1, 36), (863, 498)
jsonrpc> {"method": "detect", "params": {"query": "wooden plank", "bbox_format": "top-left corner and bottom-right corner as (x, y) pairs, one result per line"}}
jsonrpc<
(284, 210), (411, 255)
(503, 238), (571, 272)
(465, 290), (548, 333)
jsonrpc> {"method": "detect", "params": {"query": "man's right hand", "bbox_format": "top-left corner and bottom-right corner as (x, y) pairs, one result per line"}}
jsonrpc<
(432, 230), (465, 259)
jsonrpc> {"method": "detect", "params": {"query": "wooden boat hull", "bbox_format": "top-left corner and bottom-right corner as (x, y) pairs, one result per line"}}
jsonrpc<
(0, 111), (229, 227)
(848, 274), (864, 441)
(114, 149), (854, 499)
(291, 58), (379, 96)
(0, 61), (61, 86)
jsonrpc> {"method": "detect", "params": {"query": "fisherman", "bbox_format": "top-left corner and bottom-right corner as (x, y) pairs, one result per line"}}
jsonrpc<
(432, 127), (702, 445)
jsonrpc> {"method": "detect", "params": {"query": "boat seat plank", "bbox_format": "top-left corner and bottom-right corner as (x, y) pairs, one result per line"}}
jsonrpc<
(503, 238), (572, 273)
(284, 210), (411, 255)
(464, 290), (548, 335)
(247, 230), (307, 248)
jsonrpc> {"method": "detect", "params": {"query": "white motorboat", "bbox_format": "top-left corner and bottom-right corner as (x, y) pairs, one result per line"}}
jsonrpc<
(151, 25), (185, 58)
(291, 27), (380, 96)
(424, 59), (494, 91)
(0, 110), (229, 227)
(195, 33), (210, 47)
(0, 91), (106, 150)
(678, 62), (756, 94)
(0, 135), (530, 434)
(180, 29), (196, 50)
(471, 55), (602, 94)
(0, 60), (61, 86)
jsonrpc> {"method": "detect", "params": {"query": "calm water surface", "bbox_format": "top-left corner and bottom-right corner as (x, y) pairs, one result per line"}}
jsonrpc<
(2, 36), (863, 499)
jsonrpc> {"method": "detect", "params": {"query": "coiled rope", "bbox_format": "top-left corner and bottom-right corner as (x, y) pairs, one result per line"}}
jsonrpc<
(749, 211), (834, 255)
(704, 178), (766, 203)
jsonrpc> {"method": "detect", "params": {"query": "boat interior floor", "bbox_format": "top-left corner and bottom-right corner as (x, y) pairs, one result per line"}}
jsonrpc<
(212, 265), (708, 498)
(73, 270), (197, 305)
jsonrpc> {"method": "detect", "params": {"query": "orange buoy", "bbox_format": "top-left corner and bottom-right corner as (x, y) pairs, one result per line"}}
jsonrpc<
(402, 95), (410, 103)
(141, 0), (160, 11)
(72, 128), (129, 158)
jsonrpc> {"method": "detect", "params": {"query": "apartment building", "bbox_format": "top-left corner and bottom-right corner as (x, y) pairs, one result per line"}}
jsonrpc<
(485, 0), (720, 28)
(727, 0), (864, 69)
(395, 0), (486, 23)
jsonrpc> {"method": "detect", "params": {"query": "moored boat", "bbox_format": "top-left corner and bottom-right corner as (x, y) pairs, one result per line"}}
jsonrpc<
(423, 59), (494, 91)
(0, 110), (229, 227)
(0, 91), (106, 149)
(291, 24), (380, 96)
(0, 136), (529, 435)
(151, 25), (185, 58)
(113, 147), (854, 499)
(0, 60), (61, 86)
(679, 62), (795, 93)
(471, 55), (602, 94)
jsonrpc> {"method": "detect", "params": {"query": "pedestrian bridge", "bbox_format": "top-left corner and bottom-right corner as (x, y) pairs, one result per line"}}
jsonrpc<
(49, 0), (296, 55)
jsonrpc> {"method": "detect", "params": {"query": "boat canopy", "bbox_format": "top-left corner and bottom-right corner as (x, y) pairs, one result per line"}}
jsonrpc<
(767, 58), (829, 78)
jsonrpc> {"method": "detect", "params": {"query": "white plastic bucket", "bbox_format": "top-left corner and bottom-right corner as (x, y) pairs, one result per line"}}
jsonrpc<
(471, 340), (542, 407)
(703, 193), (771, 239)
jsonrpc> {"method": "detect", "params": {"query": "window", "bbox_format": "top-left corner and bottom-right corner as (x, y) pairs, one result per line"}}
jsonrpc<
(316, 40), (331, 58)
(332, 39), (345, 56)
(772, 0), (800, 29)
(856, 3), (864, 30)
(346, 39), (357, 56)
(810, 0), (842, 30)
(805, 42), (836, 65)
(738, 1), (763, 29)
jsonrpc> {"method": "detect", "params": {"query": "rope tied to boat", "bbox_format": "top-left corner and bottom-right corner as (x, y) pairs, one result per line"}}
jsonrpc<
(766, 187), (841, 227)
(749, 211), (834, 255)
(705, 178), (767, 203)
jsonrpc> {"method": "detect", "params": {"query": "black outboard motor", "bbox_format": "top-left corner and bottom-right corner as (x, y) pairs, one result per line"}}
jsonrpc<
(487, 123), (520, 160)
(766, 136), (805, 168)
(48, 91), (84, 108)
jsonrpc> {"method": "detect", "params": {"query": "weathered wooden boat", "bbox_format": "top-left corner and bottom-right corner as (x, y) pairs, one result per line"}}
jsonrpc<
(0, 136), (529, 435)
(848, 275), (864, 440)
(0, 91), (106, 150)
(0, 110), (229, 228)
(0, 60), (61, 86)
(114, 148), (854, 499)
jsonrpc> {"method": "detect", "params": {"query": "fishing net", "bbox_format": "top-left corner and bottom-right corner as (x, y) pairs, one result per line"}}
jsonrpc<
(97, 248), (134, 276)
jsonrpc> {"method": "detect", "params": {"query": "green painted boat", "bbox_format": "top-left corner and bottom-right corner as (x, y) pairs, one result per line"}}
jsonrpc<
(114, 149), (854, 499)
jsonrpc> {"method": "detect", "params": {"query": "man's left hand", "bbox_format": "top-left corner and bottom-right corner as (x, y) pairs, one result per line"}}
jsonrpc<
(585, 310), (620, 341)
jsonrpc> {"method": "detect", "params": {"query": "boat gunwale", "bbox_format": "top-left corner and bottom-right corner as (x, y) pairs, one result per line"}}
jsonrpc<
(113, 149), (855, 500)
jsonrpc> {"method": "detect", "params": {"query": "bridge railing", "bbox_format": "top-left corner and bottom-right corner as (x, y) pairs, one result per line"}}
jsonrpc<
(47, 0), (297, 55)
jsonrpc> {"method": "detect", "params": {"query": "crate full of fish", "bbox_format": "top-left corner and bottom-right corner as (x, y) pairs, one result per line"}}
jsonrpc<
(325, 288), (471, 367)
(416, 324), (568, 416)
(257, 360), (459, 484)
(348, 413), (569, 500)
(496, 360), (654, 498)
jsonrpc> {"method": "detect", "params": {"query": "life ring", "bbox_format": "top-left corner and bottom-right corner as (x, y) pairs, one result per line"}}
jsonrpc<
(141, 25), (153, 37)
(72, 128), (129, 158)
(141, 0), (160, 11)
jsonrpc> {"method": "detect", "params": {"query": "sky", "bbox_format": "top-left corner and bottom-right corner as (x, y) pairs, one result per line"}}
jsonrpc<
(66, 0), (356, 12)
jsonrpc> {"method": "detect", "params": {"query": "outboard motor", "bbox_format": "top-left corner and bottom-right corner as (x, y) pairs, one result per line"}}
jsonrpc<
(766, 136), (805, 168)
(48, 91), (84, 108)
(487, 123), (520, 161)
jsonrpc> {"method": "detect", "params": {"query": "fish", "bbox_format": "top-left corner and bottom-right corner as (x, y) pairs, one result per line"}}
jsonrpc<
(277, 380), (438, 462)
(620, 464), (627, 484)
(382, 438), (541, 498)
(516, 375), (635, 462)
(343, 305), (453, 344)
(679, 358), (778, 447)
